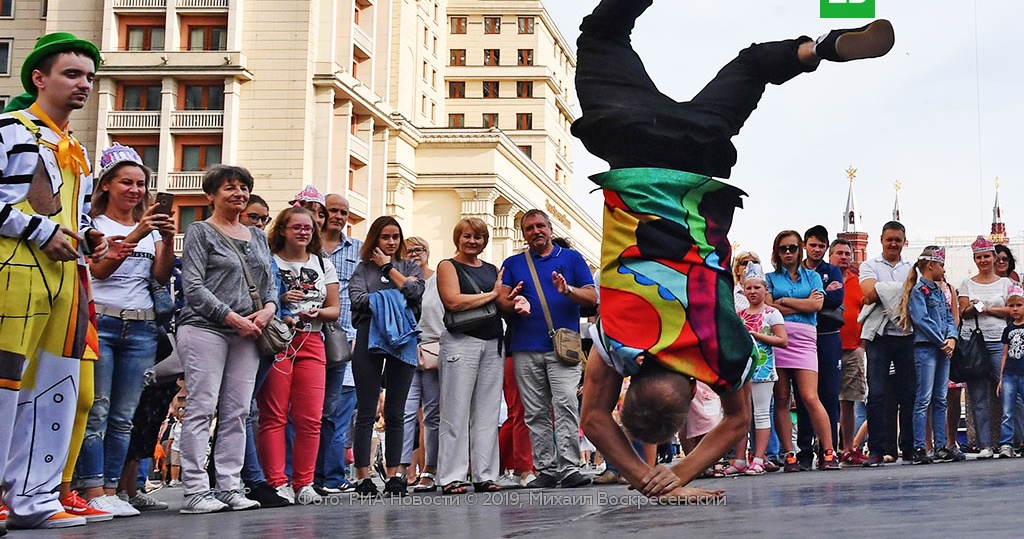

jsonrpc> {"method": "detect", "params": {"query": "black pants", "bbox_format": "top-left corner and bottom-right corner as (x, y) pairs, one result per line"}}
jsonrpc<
(571, 0), (815, 179)
(351, 323), (416, 469)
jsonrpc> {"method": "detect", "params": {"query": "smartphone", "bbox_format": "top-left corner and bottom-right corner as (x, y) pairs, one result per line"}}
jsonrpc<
(154, 192), (174, 215)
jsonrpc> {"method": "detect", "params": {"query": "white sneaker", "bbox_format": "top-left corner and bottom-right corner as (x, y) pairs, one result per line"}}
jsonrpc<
(495, 473), (521, 489)
(295, 485), (322, 505)
(180, 491), (228, 514)
(87, 494), (141, 518)
(998, 444), (1015, 459)
(274, 484), (296, 505)
(978, 447), (995, 459)
(214, 489), (260, 511)
(167, 480), (183, 488)
(519, 473), (537, 488)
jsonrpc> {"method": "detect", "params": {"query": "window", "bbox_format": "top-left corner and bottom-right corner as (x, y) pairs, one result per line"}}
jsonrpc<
(482, 113), (498, 128)
(138, 145), (159, 172)
(484, 49), (499, 66)
(181, 145), (221, 171)
(0, 0), (12, 17)
(127, 26), (165, 51)
(518, 145), (532, 159)
(188, 26), (227, 51)
(0, 39), (10, 76)
(517, 49), (533, 66)
(517, 16), (534, 34)
(0, 95), (8, 111)
(449, 49), (465, 66)
(178, 205), (211, 234)
(516, 81), (533, 98)
(184, 84), (224, 110)
(482, 81), (499, 98)
(448, 81), (465, 98)
(516, 113), (532, 130)
(450, 16), (466, 34)
(448, 114), (464, 128)
(122, 84), (161, 111)
(483, 16), (500, 34)
(40, 0), (47, 18)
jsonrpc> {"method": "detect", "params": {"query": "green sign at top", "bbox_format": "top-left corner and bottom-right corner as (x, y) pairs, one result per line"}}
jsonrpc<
(821, 0), (876, 18)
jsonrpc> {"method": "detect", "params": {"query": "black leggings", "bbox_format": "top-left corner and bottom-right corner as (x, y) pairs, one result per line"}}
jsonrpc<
(571, 0), (814, 179)
(351, 323), (416, 469)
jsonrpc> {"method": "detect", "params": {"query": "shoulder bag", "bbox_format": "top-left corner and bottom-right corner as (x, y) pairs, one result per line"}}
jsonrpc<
(209, 223), (292, 356)
(441, 260), (499, 333)
(524, 251), (583, 366)
(312, 255), (352, 367)
(950, 315), (991, 383)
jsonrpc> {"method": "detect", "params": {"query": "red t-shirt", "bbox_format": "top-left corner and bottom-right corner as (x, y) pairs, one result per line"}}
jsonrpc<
(839, 273), (864, 350)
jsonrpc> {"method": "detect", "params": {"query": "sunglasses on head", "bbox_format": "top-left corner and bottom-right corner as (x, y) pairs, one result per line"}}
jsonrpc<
(777, 245), (799, 254)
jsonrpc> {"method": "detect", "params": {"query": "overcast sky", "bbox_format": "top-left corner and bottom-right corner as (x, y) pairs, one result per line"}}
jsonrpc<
(547, 1), (1023, 262)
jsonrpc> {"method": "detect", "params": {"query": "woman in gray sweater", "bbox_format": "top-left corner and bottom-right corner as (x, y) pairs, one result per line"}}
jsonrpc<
(176, 165), (277, 514)
(349, 216), (424, 497)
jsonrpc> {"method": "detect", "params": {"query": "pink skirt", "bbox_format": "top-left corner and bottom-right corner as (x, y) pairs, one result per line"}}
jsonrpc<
(774, 321), (818, 371)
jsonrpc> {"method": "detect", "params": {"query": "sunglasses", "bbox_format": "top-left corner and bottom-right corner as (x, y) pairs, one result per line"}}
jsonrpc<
(777, 245), (800, 254)
(246, 212), (271, 224)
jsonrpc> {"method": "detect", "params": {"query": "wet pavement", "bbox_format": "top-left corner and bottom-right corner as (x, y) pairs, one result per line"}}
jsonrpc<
(13, 457), (1020, 538)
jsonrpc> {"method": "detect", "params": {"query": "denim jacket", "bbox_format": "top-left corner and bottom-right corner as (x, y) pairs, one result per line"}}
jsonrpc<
(368, 288), (420, 366)
(909, 277), (957, 346)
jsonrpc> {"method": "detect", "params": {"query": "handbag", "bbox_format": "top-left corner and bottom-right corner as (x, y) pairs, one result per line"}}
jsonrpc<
(950, 316), (991, 383)
(442, 260), (499, 333)
(418, 341), (440, 370)
(149, 278), (175, 326)
(208, 223), (293, 356)
(818, 304), (846, 326)
(524, 251), (584, 366)
(323, 323), (352, 367)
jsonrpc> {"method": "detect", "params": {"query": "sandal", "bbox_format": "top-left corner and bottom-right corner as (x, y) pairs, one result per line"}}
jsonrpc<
(442, 482), (468, 495)
(473, 480), (500, 493)
(413, 472), (437, 493)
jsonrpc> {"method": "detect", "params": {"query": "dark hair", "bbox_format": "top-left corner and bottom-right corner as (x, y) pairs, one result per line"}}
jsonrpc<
(804, 225), (829, 245)
(829, 238), (853, 253)
(770, 230), (804, 271)
(360, 216), (405, 263)
(521, 209), (550, 229)
(246, 194), (269, 210)
(267, 206), (322, 256)
(551, 237), (572, 249)
(89, 161), (153, 222)
(881, 221), (906, 236)
(620, 362), (692, 444)
(995, 244), (1017, 276)
(453, 218), (489, 250)
(202, 164), (254, 195)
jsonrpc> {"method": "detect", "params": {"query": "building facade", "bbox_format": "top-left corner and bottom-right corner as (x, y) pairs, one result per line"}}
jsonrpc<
(0, 0), (599, 265)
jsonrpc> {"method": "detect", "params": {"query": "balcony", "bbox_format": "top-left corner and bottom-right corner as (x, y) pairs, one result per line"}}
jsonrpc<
(349, 135), (370, 164)
(99, 51), (252, 81)
(107, 111), (160, 130)
(352, 25), (374, 57)
(148, 173), (158, 190)
(173, 233), (185, 253)
(170, 110), (224, 130)
(113, 0), (167, 9)
(166, 172), (204, 192)
(177, 0), (228, 7)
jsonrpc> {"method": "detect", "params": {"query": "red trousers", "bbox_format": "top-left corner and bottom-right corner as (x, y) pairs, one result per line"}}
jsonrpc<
(499, 356), (534, 474)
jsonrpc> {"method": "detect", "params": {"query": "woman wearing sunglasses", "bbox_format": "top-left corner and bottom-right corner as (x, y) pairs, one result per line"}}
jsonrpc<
(765, 230), (840, 471)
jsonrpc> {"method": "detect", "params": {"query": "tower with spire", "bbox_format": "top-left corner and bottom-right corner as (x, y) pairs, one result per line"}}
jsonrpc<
(991, 177), (1007, 244)
(837, 167), (869, 265)
(892, 181), (903, 222)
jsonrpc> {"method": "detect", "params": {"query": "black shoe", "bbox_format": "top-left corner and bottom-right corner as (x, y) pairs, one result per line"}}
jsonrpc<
(950, 445), (967, 462)
(815, 19), (895, 62)
(383, 476), (407, 497)
(796, 451), (814, 472)
(912, 447), (933, 465)
(559, 471), (592, 489)
(525, 473), (559, 489)
(933, 445), (955, 463)
(862, 454), (885, 467)
(353, 478), (379, 498)
(245, 482), (291, 509)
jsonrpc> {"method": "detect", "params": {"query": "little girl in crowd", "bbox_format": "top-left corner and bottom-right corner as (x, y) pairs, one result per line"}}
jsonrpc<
(725, 262), (788, 475)
(898, 246), (958, 464)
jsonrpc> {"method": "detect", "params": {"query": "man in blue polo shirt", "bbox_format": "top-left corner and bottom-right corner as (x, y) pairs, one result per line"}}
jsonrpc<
(498, 209), (597, 489)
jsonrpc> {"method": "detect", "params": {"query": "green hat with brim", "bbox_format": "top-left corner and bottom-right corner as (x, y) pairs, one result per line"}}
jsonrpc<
(3, 93), (35, 113)
(21, 32), (100, 95)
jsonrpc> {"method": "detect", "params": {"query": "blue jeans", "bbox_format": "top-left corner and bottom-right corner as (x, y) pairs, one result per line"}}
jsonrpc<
(966, 341), (1005, 448)
(315, 364), (358, 487)
(999, 373), (1024, 445)
(77, 315), (158, 489)
(241, 352), (275, 485)
(912, 343), (949, 449)
(866, 335), (916, 457)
